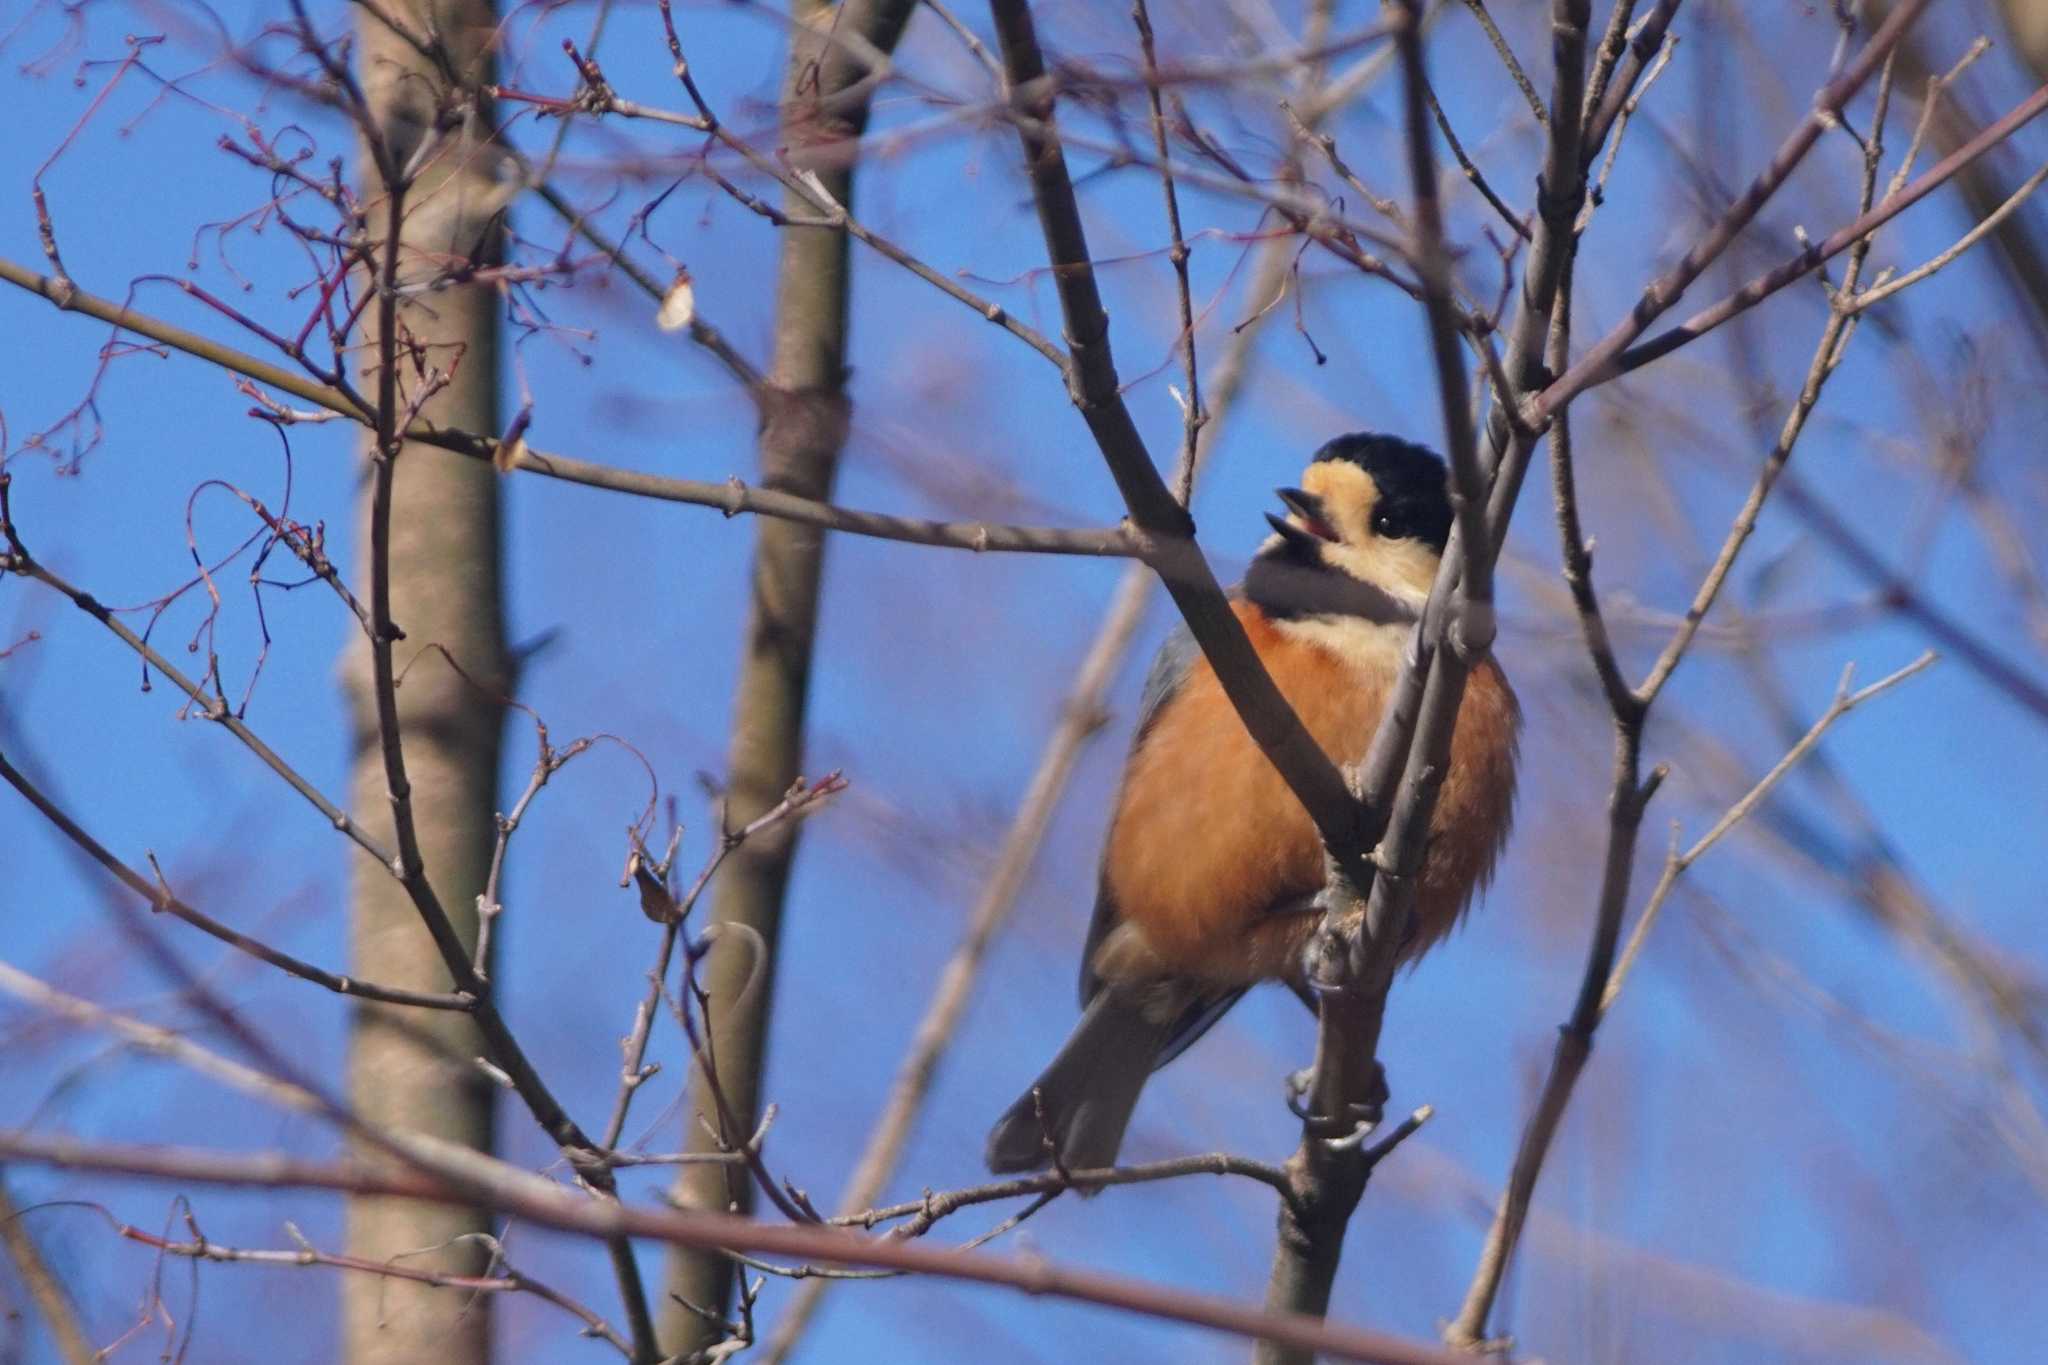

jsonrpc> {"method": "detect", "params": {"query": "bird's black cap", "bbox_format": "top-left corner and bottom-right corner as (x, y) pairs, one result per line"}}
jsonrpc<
(1311, 432), (1453, 552)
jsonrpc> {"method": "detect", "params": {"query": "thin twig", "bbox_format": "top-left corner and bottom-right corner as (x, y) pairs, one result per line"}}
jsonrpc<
(1580, 29), (1678, 228)
(1634, 256), (1876, 702)
(1422, 74), (1531, 239)
(599, 775), (844, 1152)
(1460, 0), (1547, 125)
(835, 1151), (1297, 1233)
(1604, 654), (1937, 1007)
(0, 530), (397, 871)
(1844, 160), (2048, 314)
(1558, 25), (2037, 398)
(1283, 100), (1403, 223)
(1131, 0), (1206, 503)
(1545, 257), (1636, 718)
(1578, 0), (1681, 168)
(922, 0), (1003, 79)
(0, 747), (472, 1012)
(100, 1213), (634, 1356)
(529, 183), (763, 397)
(1885, 37), (1992, 202)
(474, 726), (591, 981)
(739, 1149), (1295, 1286)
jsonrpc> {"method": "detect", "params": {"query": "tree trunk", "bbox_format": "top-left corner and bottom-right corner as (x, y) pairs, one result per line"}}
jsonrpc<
(660, 1), (913, 1353)
(340, 4), (508, 1362)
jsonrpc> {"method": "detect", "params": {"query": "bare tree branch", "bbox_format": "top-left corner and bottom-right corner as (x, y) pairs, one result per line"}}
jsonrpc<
(8, 431), (660, 1356)
(1130, 0), (1205, 502)
(0, 747), (472, 1011)
(106, 1216), (634, 1359)
(1606, 654), (1938, 1005)
(1549, 5), (2025, 399)
(0, 1133), (1477, 1365)
(986, 0), (1371, 878)
(0, 257), (1137, 558)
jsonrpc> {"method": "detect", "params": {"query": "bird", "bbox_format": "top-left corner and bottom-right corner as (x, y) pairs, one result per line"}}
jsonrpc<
(984, 432), (1519, 1175)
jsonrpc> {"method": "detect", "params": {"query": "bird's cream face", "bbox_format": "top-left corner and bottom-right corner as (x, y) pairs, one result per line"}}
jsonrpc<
(1262, 457), (1446, 608)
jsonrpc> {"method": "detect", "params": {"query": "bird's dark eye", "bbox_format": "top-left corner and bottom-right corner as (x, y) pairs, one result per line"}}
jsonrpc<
(1371, 511), (1398, 538)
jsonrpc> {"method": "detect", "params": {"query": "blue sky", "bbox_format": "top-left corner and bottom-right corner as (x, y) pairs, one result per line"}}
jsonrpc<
(4, 1), (2047, 1361)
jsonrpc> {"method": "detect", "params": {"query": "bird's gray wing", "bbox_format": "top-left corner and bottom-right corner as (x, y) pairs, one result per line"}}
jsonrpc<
(1077, 622), (1201, 1009)
(1132, 620), (1203, 745)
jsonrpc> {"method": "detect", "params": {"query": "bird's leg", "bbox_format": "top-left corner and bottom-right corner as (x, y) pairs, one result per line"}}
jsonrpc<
(1298, 903), (1357, 995)
(1283, 910), (1390, 1133)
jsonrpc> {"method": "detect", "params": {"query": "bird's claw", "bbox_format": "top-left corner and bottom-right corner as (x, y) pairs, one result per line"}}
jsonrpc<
(1299, 894), (1434, 992)
(1284, 1067), (1316, 1120)
(1283, 1061), (1390, 1136)
(1324, 1065), (1389, 1147)
(1299, 916), (1358, 995)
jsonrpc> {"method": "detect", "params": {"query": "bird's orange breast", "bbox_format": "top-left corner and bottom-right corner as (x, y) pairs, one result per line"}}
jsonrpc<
(1098, 601), (1517, 987)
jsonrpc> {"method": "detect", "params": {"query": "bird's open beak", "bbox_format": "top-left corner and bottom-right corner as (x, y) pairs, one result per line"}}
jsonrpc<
(1266, 487), (1339, 547)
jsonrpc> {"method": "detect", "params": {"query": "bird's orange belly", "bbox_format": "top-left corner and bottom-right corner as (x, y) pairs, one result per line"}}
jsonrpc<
(1098, 603), (1518, 987)
(1100, 608), (1386, 979)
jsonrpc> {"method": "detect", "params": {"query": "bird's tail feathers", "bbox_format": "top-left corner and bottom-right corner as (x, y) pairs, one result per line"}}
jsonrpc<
(984, 992), (1174, 1176)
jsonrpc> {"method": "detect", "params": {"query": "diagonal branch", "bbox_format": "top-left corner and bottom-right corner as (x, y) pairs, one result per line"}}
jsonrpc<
(1605, 654), (1938, 1006)
(986, 0), (1369, 873)
(1596, 78), (2048, 382)
(1530, 0), (1943, 410)
(0, 747), (472, 1012)
(0, 257), (1136, 559)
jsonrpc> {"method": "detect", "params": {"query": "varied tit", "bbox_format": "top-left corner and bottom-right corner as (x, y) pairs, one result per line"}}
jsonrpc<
(985, 432), (1520, 1175)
